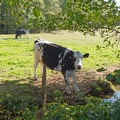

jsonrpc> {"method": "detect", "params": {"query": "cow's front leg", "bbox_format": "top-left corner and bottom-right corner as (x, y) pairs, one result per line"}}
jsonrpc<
(63, 71), (71, 94)
(72, 72), (79, 92)
(66, 80), (71, 94)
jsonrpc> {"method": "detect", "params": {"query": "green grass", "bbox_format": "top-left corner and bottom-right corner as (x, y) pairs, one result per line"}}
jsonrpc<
(0, 31), (120, 119)
(0, 31), (120, 82)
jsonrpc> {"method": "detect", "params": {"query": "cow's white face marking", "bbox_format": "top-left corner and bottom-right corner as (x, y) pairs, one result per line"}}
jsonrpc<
(74, 51), (83, 70)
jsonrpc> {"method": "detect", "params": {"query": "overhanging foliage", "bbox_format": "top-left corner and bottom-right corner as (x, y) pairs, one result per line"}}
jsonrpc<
(0, 0), (120, 49)
(41, 0), (120, 51)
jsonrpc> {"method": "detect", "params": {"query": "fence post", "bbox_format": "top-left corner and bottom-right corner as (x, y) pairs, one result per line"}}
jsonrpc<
(41, 64), (47, 107)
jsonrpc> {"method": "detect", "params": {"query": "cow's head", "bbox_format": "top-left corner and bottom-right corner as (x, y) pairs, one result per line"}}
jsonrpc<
(73, 51), (89, 70)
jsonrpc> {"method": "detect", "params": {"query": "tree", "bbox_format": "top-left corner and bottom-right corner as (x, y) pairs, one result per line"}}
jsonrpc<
(0, 0), (119, 52)
(63, 0), (120, 49)
(39, 0), (120, 55)
(0, 0), (67, 33)
(0, 0), (14, 33)
(0, 0), (42, 33)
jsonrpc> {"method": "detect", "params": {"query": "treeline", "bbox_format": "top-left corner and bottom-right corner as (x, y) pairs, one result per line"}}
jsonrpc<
(0, 0), (67, 34)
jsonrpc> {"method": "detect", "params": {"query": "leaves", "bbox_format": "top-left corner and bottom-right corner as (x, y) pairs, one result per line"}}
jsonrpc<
(41, 99), (120, 120)
(114, 69), (120, 74)
(33, 7), (40, 17)
(106, 73), (114, 81)
(1, 0), (120, 50)
(116, 75), (120, 84)
(106, 69), (120, 84)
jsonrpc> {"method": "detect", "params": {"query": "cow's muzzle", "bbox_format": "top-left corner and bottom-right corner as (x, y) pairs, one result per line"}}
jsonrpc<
(77, 65), (82, 70)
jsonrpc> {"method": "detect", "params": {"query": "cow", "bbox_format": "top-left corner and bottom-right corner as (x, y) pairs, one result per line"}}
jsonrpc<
(15, 29), (30, 39)
(34, 38), (89, 94)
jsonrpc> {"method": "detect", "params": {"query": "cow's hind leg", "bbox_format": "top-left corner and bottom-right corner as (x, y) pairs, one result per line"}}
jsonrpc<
(34, 60), (39, 80)
(15, 34), (18, 39)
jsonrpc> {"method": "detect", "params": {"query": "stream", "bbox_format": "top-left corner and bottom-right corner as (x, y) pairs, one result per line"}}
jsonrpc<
(103, 91), (120, 103)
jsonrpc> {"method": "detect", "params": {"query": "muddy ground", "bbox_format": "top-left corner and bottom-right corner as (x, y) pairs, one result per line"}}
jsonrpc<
(34, 64), (120, 104)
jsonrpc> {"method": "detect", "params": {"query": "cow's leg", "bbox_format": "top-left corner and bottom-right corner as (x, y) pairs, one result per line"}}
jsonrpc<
(15, 34), (18, 39)
(34, 59), (39, 80)
(63, 71), (71, 94)
(72, 72), (79, 92)
(65, 79), (71, 94)
(19, 34), (21, 38)
(27, 33), (30, 39)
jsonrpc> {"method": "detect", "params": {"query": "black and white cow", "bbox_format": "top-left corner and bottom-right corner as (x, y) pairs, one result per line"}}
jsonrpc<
(15, 29), (30, 39)
(34, 38), (89, 94)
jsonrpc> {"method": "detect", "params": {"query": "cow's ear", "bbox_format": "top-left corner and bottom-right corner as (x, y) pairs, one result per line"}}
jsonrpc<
(83, 53), (89, 58)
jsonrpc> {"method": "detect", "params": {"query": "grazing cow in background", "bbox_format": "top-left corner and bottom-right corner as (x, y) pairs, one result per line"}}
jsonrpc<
(34, 38), (89, 94)
(15, 29), (30, 39)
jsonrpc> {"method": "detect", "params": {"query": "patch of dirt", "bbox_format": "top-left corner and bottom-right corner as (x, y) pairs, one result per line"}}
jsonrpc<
(34, 64), (120, 104)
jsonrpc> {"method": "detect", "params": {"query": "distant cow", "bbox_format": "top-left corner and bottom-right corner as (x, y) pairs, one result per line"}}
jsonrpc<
(34, 38), (89, 94)
(15, 29), (30, 39)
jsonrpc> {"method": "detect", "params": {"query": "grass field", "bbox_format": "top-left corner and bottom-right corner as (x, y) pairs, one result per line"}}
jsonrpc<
(0, 31), (120, 119)
(0, 31), (120, 82)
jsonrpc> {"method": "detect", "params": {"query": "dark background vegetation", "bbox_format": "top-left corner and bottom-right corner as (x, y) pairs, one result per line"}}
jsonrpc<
(0, 0), (67, 34)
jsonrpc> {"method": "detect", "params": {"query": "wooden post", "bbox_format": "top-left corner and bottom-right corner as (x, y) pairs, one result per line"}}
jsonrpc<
(41, 64), (47, 107)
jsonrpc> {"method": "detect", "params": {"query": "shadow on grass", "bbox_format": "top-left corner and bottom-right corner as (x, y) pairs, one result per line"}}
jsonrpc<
(0, 69), (114, 119)
(0, 78), (42, 119)
(0, 38), (15, 40)
(2, 38), (30, 40)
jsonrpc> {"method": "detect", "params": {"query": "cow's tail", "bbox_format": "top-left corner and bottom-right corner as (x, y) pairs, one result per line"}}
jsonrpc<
(34, 40), (40, 52)
(34, 40), (39, 44)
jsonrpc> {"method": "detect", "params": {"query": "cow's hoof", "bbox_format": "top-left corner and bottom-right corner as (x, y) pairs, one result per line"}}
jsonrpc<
(66, 92), (72, 95)
(67, 93), (71, 95)
(64, 91), (71, 95)
(77, 89), (80, 92)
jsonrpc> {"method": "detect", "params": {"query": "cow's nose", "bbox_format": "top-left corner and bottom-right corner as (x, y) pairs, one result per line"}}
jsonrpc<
(77, 65), (82, 70)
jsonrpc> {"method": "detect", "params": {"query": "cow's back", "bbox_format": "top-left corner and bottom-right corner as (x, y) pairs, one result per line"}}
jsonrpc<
(34, 39), (67, 70)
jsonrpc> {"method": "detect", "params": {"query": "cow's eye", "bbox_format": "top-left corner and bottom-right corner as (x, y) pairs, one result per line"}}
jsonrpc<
(72, 57), (76, 61)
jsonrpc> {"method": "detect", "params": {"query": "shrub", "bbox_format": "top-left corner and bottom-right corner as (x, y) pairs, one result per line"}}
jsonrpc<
(88, 79), (115, 97)
(106, 69), (120, 84)
(40, 97), (120, 120)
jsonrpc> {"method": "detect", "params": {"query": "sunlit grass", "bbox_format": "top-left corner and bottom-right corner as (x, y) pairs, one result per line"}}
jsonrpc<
(0, 31), (120, 82)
